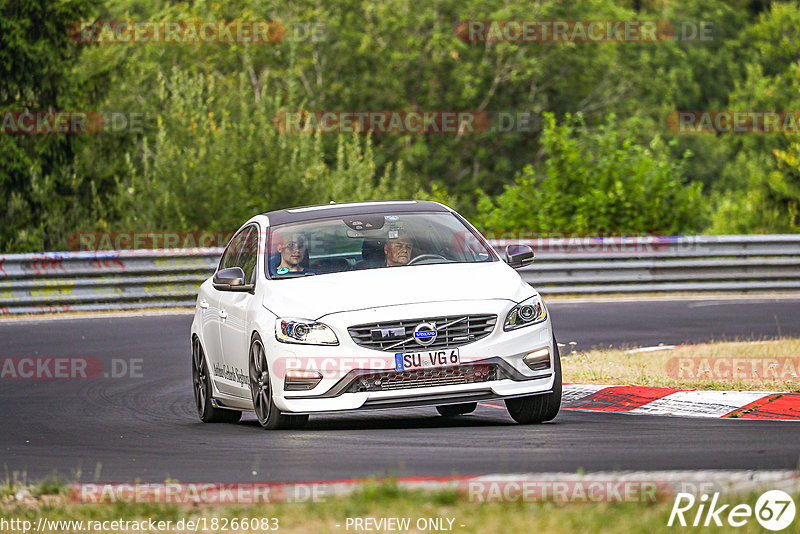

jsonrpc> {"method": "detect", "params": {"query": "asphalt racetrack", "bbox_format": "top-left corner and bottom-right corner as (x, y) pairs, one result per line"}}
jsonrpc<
(1, 297), (799, 482)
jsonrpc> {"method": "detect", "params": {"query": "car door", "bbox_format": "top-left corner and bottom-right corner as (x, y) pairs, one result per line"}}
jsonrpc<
(198, 279), (223, 383)
(205, 228), (251, 395)
(218, 224), (259, 397)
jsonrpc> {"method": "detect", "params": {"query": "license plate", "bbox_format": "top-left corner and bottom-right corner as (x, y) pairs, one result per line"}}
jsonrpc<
(395, 348), (459, 371)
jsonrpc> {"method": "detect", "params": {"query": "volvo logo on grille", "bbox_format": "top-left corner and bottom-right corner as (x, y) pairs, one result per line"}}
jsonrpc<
(413, 323), (437, 346)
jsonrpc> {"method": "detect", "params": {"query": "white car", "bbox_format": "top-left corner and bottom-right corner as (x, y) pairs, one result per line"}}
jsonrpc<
(190, 201), (561, 429)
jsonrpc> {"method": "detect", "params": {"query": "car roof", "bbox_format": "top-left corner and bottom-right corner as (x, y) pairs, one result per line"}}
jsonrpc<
(262, 200), (451, 225)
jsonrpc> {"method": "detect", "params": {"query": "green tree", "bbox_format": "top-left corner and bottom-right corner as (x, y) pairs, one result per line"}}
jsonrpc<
(6, 0), (797, 252)
(102, 66), (424, 233)
(477, 113), (704, 235)
(0, 0), (102, 251)
(707, 1), (800, 232)
(75, 0), (669, 217)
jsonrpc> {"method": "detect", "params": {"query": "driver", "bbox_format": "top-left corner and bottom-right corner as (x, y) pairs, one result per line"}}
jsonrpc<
(384, 233), (413, 267)
(274, 232), (309, 274)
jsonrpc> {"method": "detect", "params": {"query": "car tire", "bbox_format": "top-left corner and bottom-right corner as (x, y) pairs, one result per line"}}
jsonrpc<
(504, 334), (562, 424)
(436, 403), (477, 416)
(249, 334), (309, 430)
(192, 337), (242, 423)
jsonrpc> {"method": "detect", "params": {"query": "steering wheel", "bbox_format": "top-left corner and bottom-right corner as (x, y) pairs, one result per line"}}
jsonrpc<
(407, 254), (448, 265)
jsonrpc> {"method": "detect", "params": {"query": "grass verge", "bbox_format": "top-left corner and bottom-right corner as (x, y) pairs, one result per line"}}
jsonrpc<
(1, 479), (797, 533)
(562, 338), (800, 392)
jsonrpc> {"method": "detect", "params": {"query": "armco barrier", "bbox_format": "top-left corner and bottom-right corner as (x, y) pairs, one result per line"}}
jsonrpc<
(0, 235), (798, 314)
(506, 234), (800, 294)
(0, 249), (221, 315)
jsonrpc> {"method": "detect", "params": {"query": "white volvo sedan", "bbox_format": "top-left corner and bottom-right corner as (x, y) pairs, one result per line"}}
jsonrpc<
(190, 201), (561, 429)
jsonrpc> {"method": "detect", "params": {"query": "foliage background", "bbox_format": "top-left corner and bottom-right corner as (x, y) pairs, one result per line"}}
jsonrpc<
(2, 0), (799, 251)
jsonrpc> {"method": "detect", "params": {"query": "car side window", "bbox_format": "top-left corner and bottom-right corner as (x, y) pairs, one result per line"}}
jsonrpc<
(239, 226), (259, 284)
(219, 227), (251, 272)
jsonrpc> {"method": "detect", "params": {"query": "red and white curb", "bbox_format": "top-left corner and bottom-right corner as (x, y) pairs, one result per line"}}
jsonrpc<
(562, 385), (800, 420)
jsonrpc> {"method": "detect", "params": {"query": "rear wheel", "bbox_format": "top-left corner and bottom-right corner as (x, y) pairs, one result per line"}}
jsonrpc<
(505, 335), (562, 424)
(192, 338), (242, 423)
(436, 403), (477, 417)
(249, 334), (308, 430)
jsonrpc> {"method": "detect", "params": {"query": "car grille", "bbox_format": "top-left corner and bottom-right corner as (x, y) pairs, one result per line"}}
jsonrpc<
(348, 314), (497, 352)
(345, 364), (500, 393)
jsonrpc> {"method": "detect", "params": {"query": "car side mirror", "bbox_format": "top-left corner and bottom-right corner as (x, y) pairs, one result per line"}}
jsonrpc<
(213, 267), (253, 292)
(505, 244), (534, 269)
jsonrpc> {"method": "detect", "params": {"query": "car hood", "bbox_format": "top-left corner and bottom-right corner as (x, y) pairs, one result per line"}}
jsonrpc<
(261, 261), (534, 319)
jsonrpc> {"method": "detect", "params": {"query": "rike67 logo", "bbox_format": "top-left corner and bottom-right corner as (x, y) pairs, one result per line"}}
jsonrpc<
(668, 490), (796, 531)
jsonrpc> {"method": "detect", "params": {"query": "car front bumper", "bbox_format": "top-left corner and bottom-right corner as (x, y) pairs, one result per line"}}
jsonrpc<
(268, 299), (556, 414)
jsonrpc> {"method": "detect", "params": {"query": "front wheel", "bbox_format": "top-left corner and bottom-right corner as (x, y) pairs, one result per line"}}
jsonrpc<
(249, 334), (308, 430)
(505, 335), (562, 424)
(192, 338), (242, 423)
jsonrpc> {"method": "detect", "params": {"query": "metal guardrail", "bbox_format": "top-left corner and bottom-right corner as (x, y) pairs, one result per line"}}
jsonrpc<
(0, 235), (798, 314)
(504, 235), (800, 294)
(0, 249), (220, 315)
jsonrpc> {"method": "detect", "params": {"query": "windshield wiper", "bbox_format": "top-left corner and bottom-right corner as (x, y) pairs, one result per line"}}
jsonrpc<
(273, 272), (317, 279)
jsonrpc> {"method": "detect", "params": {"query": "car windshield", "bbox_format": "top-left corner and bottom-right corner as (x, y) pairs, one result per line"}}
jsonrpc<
(266, 211), (494, 278)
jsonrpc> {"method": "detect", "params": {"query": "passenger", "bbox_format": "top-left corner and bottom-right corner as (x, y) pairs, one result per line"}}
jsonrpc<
(384, 234), (414, 267)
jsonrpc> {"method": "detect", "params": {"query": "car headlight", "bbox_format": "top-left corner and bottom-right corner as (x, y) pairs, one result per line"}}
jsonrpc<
(275, 318), (339, 345)
(504, 294), (547, 331)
